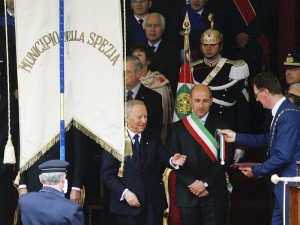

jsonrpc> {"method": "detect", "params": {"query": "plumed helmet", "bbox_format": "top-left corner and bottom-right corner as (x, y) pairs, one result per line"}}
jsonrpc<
(200, 13), (223, 46)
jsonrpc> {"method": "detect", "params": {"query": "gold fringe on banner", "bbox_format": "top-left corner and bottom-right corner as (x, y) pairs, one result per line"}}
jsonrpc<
(14, 122), (72, 185)
(73, 119), (128, 162)
(118, 125), (133, 177)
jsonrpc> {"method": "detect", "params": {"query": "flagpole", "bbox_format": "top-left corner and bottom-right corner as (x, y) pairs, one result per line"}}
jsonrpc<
(183, 12), (191, 64)
(59, 0), (65, 161)
(173, 12), (194, 122)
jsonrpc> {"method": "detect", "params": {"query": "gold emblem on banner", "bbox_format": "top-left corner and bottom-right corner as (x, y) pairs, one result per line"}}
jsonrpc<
(175, 93), (191, 115)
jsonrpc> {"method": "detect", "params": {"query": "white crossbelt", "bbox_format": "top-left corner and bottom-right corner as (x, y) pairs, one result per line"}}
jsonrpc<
(213, 98), (236, 107)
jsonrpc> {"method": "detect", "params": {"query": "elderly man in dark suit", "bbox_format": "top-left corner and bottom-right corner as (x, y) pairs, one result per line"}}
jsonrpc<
(144, 12), (181, 98)
(125, 55), (163, 133)
(169, 84), (233, 225)
(101, 100), (186, 225)
(220, 72), (300, 225)
(18, 160), (84, 225)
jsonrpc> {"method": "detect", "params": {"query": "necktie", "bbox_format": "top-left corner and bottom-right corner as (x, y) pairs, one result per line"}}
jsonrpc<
(150, 45), (156, 52)
(133, 134), (140, 154)
(126, 90), (133, 101)
(138, 19), (143, 28)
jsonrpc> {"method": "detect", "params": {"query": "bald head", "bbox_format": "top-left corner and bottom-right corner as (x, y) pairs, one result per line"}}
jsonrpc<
(191, 84), (212, 98)
(190, 84), (213, 119)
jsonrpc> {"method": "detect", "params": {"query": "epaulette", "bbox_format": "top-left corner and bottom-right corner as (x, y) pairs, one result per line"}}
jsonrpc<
(226, 59), (246, 67)
(191, 59), (203, 67)
(229, 60), (249, 80)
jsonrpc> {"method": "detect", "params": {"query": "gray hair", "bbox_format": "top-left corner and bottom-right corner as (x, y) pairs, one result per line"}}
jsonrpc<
(40, 172), (65, 185)
(144, 12), (166, 30)
(126, 55), (142, 71)
(126, 100), (146, 116)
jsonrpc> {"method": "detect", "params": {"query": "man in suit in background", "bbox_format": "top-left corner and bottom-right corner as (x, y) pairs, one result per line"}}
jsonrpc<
(101, 100), (186, 225)
(18, 160), (84, 225)
(222, 0), (272, 134)
(169, 84), (233, 225)
(126, 0), (152, 51)
(220, 72), (300, 225)
(125, 55), (163, 132)
(144, 12), (181, 98)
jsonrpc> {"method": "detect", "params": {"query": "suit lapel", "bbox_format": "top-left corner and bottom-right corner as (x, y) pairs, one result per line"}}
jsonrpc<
(140, 131), (150, 170)
(268, 99), (288, 147)
(203, 114), (217, 136)
(135, 84), (146, 101)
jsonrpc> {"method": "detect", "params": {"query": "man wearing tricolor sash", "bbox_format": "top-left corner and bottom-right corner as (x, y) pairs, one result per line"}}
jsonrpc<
(169, 84), (233, 225)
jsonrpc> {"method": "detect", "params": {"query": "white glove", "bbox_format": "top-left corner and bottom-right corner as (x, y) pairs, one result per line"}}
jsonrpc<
(234, 149), (245, 163)
(63, 178), (68, 194)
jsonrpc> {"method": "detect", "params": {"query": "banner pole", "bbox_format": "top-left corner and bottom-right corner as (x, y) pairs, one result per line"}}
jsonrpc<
(59, 0), (65, 161)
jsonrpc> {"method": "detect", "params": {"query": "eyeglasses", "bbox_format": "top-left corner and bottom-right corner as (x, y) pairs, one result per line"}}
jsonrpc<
(254, 89), (265, 99)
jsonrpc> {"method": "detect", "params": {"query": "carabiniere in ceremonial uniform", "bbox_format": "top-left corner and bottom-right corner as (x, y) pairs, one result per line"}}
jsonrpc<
(191, 21), (250, 133)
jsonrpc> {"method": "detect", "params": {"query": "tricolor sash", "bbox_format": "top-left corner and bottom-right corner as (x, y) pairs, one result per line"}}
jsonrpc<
(233, 0), (256, 26)
(183, 113), (218, 163)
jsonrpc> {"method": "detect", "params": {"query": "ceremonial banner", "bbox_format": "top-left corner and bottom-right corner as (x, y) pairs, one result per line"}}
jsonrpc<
(173, 12), (194, 122)
(16, 0), (124, 174)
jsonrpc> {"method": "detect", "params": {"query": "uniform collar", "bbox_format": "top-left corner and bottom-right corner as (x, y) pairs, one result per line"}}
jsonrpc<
(204, 55), (222, 67)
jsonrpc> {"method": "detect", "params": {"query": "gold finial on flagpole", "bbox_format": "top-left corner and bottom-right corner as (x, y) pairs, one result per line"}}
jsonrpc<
(208, 13), (214, 30)
(183, 11), (191, 61)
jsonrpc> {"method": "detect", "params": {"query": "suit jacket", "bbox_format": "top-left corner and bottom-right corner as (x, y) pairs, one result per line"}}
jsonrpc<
(223, 0), (271, 44)
(101, 128), (171, 216)
(169, 113), (233, 207)
(19, 186), (84, 225)
(222, 0), (271, 76)
(126, 15), (147, 51)
(236, 99), (300, 222)
(135, 84), (163, 132)
(148, 39), (180, 98)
